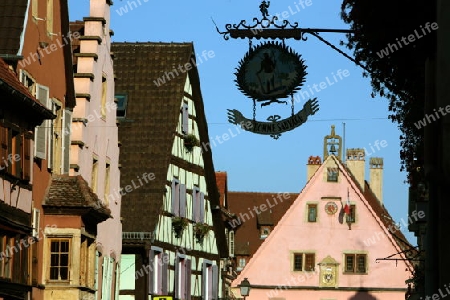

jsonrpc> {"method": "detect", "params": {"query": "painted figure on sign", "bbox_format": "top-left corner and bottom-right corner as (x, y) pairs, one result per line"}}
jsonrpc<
(256, 52), (276, 95)
(259, 1), (270, 18)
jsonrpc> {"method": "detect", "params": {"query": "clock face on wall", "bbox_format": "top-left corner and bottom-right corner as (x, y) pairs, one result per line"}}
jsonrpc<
(325, 202), (338, 215)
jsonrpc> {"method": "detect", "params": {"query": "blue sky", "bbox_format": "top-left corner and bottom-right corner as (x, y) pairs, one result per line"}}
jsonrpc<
(69, 0), (415, 244)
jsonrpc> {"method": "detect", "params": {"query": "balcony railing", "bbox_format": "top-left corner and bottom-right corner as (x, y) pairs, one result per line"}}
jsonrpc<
(122, 232), (153, 240)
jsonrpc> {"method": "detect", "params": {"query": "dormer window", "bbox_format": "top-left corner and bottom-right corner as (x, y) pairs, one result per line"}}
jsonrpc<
(260, 228), (270, 239)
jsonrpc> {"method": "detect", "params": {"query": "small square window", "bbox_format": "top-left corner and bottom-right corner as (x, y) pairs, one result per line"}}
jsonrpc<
(346, 205), (356, 223)
(327, 167), (338, 182)
(293, 253), (315, 272)
(115, 94), (128, 118)
(344, 253), (367, 274)
(307, 204), (317, 222)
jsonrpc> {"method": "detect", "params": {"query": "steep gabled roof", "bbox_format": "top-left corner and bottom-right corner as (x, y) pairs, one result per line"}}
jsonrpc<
(112, 42), (227, 256)
(0, 0), (27, 57)
(233, 154), (414, 288)
(112, 42), (193, 233)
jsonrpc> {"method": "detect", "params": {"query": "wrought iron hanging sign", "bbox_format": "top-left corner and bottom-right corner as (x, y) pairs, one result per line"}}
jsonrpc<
(217, 1), (320, 139)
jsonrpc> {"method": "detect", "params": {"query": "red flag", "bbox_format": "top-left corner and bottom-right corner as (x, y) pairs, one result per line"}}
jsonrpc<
(344, 188), (351, 215)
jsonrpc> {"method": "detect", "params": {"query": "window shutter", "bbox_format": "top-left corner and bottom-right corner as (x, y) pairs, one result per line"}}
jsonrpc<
(106, 258), (113, 300)
(115, 263), (120, 300)
(62, 109), (71, 173)
(192, 189), (197, 222)
(211, 265), (218, 300)
(172, 180), (179, 216)
(32, 208), (40, 238)
(148, 250), (155, 294)
(199, 192), (205, 223)
(201, 262), (207, 300)
(35, 85), (49, 159)
(94, 251), (99, 299)
(101, 256), (108, 300)
(0, 125), (8, 168)
(182, 103), (189, 134)
(174, 256), (180, 299)
(47, 101), (55, 170)
(185, 259), (191, 300)
(180, 184), (186, 218)
(22, 135), (31, 180)
(229, 231), (234, 257)
(161, 253), (168, 295)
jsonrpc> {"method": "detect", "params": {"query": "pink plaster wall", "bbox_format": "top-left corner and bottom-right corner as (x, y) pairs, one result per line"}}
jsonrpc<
(233, 156), (411, 300)
(71, 0), (121, 258)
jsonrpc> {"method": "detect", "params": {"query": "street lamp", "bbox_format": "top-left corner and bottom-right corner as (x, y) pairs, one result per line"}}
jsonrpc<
(239, 277), (251, 300)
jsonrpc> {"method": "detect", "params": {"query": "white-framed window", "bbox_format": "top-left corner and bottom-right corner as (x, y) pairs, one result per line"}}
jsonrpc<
(175, 253), (191, 300)
(202, 260), (218, 300)
(148, 247), (168, 295)
(171, 179), (186, 217)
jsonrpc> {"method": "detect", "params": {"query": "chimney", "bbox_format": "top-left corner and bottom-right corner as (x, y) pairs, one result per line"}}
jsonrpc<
(369, 157), (383, 204)
(346, 148), (365, 190)
(307, 156), (322, 181)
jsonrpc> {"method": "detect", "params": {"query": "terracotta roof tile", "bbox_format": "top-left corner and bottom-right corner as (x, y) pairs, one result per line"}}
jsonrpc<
(112, 42), (193, 233)
(0, 57), (54, 119)
(0, 0), (27, 56)
(228, 191), (297, 257)
(0, 58), (35, 100)
(44, 175), (110, 216)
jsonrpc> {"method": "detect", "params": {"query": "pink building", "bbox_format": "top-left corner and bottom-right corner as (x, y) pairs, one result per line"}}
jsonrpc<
(70, 0), (122, 298)
(232, 126), (415, 300)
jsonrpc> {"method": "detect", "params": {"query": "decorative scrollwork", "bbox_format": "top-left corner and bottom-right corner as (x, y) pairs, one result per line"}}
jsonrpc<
(214, 11), (301, 41)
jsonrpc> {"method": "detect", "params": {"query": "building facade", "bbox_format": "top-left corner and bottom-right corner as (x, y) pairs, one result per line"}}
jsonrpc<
(70, 0), (122, 298)
(0, 57), (54, 300)
(231, 126), (414, 300)
(112, 42), (227, 300)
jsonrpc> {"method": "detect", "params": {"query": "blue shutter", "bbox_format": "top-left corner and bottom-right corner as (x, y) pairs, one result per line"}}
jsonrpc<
(180, 184), (186, 218)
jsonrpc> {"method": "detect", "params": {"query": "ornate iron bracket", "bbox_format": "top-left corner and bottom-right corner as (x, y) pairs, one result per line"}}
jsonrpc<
(213, 1), (354, 41)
